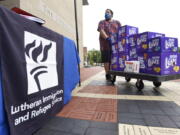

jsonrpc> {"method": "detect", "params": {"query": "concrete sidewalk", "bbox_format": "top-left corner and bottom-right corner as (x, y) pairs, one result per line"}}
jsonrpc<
(34, 66), (180, 135)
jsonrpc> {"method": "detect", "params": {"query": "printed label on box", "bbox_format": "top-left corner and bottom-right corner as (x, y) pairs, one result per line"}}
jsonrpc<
(125, 61), (140, 73)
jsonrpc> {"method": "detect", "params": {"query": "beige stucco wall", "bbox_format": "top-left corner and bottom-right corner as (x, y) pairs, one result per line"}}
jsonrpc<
(0, 0), (84, 66)
(0, 0), (19, 9)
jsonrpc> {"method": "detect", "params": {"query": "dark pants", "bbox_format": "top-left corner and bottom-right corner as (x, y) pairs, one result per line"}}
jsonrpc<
(101, 50), (111, 63)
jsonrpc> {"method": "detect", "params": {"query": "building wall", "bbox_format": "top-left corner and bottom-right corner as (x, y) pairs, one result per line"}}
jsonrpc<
(83, 47), (88, 65)
(0, 0), (19, 8)
(0, 0), (84, 66)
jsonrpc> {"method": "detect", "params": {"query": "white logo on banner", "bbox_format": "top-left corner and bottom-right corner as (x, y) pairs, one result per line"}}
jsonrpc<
(24, 31), (58, 95)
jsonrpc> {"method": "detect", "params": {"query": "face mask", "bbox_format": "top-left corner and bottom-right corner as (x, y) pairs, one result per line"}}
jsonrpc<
(105, 13), (112, 20)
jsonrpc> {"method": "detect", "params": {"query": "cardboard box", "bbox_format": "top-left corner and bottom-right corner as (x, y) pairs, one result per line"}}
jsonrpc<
(129, 47), (138, 60)
(128, 34), (138, 48)
(118, 52), (130, 71)
(111, 53), (131, 71)
(147, 52), (180, 75)
(118, 37), (129, 53)
(178, 53), (180, 74)
(110, 33), (118, 45)
(125, 61), (140, 73)
(111, 44), (118, 54)
(137, 32), (165, 52)
(148, 37), (178, 53)
(128, 34), (139, 60)
(111, 53), (119, 71)
(137, 53), (148, 73)
(118, 25), (138, 38)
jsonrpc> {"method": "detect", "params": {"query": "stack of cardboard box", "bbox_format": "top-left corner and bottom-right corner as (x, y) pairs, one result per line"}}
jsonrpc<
(110, 25), (180, 75)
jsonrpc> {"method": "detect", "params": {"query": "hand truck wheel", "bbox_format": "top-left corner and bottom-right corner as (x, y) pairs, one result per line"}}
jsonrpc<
(153, 81), (161, 87)
(125, 77), (131, 82)
(136, 79), (144, 90)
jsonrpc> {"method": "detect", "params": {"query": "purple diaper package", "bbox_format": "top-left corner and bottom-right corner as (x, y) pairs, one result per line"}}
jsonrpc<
(111, 44), (118, 54)
(178, 53), (180, 74)
(118, 52), (130, 71)
(129, 47), (138, 60)
(137, 32), (165, 52)
(128, 34), (138, 48)
(110, 33), (118, 45)
(111, 53), (119, 71)
(137, 53), (148, 73)
(148, 37), (178, 53)
(118, 25), (138, 38)
(118, 37), (129, 53)
(147, 52), (180, 75)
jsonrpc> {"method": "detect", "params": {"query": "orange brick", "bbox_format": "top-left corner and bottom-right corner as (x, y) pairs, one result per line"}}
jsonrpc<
(68, 110), (95, 120)
(92, 112), (106, 122)
(105, 112), (117, 123)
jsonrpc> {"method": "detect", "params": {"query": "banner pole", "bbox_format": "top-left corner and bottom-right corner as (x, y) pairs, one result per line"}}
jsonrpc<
(74, 0), (81, 86)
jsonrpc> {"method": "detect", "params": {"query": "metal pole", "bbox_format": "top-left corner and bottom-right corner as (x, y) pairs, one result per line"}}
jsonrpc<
(74, 0), (81, 86)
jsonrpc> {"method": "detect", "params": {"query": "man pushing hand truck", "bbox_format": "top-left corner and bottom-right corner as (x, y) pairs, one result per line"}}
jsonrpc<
(97, 9), (121, 81)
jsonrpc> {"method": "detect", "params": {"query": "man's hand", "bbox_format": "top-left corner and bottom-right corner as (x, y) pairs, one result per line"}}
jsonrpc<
(106, 37), (111, 41)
